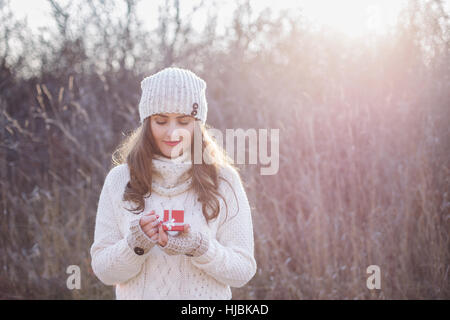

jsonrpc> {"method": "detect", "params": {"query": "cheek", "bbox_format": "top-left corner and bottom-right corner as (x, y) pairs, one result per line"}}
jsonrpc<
(151, 124), (165, 143)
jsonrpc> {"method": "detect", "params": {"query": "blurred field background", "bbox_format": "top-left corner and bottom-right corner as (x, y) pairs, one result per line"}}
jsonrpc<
(0, 0), (449, 299)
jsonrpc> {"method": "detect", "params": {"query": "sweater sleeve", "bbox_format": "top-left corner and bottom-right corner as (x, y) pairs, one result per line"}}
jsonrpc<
(90, 170), (153, 286)
(190, 166), (257, 288)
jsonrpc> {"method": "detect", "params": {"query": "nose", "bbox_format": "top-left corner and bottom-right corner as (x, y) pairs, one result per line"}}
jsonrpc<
(165, 122), (182, 141)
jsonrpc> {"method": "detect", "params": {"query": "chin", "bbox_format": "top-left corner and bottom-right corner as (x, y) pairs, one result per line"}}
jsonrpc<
(161, 148), (182, 158)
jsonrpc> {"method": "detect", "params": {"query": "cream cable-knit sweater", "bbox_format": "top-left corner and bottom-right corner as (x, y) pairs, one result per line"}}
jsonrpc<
(90, 153), (257, 299)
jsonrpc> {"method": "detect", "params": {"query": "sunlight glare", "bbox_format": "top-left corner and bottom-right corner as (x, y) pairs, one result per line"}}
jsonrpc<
(250, 0), (407, 38)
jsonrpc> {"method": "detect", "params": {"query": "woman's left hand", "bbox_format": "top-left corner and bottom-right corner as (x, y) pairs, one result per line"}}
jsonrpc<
(158, 223), (209, 257)
(157, 223), (191, 247)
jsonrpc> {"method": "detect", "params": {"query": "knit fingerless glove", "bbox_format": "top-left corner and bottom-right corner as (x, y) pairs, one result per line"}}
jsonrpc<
(159, 230), (209, 257)
(126, 217), (158, 255)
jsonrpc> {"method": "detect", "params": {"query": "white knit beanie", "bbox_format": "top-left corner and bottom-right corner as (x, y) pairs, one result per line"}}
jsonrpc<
(138, 67), (208, 124)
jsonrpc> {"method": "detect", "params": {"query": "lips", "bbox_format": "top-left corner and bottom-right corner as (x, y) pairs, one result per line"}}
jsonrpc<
(164, 140), (181, 146)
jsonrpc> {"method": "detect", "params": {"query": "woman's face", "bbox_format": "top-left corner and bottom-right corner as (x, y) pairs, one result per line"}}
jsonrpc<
(150, 113), (195, 158)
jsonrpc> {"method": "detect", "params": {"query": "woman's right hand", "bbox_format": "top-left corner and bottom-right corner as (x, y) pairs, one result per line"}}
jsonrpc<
(139, 210), (161, 241)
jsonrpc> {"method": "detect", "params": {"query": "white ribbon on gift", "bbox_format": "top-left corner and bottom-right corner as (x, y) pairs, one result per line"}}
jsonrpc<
(162, 211), (184, 230)
(164, 218), (175, 230)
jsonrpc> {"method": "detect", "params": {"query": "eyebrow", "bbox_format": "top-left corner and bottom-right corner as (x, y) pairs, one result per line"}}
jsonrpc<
(155, 114), (191, 119)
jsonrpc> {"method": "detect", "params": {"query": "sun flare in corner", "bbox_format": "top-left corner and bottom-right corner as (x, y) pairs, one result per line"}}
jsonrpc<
(252, 0), (407, 38)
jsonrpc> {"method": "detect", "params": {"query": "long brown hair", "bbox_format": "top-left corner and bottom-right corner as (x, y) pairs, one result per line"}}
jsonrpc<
(111, 117), (239, 224)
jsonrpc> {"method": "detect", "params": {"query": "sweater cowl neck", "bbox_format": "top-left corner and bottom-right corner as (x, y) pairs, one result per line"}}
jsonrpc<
(151, 150), (193, 197)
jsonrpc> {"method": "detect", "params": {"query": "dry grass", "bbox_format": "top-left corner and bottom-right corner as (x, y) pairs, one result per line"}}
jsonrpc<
(241, 92), (449, 299)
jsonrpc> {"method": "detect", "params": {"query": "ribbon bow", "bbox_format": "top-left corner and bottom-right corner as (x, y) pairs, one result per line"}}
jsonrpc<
(164, 218), (176, 231)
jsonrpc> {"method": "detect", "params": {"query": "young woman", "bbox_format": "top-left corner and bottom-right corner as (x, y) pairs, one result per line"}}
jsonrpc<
(90, 67), (256, 299)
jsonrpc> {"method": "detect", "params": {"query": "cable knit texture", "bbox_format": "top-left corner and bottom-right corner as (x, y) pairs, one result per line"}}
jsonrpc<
(126, 218), (158, 255)
(161, 229), (210, 257)
(151, 151), (193, 198)
(90, 153), (257, 299)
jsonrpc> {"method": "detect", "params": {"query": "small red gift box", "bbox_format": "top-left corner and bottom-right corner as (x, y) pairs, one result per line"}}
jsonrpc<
(162, 209), (185, 231)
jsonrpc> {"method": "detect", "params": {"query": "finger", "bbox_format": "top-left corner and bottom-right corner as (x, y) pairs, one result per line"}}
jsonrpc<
(158, 223), (168, 246)
(144, 210), (158, 220)
(142, 225), (158, 237)
(140, 214), (158, 227)
(158, 223), (166, 238)
(143, 219), (160, 231)
(150, 233), (159, 241)
(157, 224), (164, 245)
(147, 218), (160, 228)
(141, 214), (157, 224)
(183, 224), (191, 233)
(154, 217), (161, 225)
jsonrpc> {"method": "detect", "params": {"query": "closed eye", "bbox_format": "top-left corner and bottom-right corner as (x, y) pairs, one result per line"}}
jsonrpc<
(155, 121), (190, 125)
